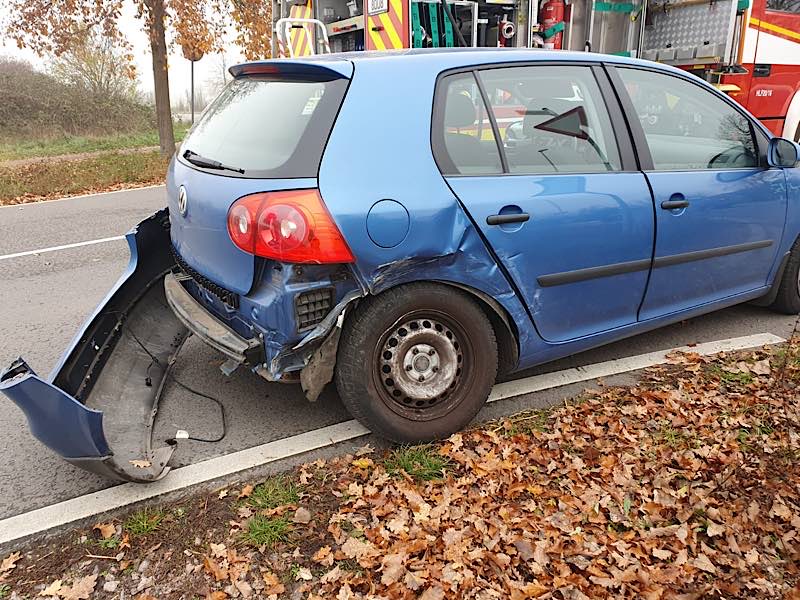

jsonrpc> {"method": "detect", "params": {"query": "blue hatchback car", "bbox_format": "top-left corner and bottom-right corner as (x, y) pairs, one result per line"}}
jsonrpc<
(3, 49), (800, 482)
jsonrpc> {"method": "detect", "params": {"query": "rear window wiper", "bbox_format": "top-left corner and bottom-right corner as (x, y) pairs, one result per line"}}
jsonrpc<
(182, 149), (245, 174)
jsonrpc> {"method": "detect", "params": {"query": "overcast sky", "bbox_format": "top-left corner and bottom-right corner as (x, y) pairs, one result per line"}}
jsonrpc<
(0, 2), (248, 107)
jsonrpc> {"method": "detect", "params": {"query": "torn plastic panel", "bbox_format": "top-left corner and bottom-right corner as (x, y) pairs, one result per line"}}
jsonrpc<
(0, 208), (364, 481)
(0, 210), (187, 482)
(258, 290), (362, 401)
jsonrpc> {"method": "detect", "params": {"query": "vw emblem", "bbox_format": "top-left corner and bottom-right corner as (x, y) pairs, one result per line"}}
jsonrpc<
(178, 185), (188, 217)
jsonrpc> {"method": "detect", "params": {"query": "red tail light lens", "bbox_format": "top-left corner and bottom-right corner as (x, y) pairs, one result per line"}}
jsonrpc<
(226, 189), (354, 264)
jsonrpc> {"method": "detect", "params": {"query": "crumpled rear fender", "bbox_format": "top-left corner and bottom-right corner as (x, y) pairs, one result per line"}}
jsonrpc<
(0, 209), (188, 482)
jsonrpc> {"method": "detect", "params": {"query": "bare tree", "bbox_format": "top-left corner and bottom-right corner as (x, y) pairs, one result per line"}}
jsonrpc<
(204, 53), (231, 97)
(51, 30), (139, 101)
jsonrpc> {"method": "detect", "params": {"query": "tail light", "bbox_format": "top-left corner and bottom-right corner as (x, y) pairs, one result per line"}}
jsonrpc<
(227, 189), (354, 264)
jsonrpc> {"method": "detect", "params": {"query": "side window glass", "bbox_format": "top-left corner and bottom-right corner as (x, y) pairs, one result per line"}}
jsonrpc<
(436, 73), (503, 175)
(617, 68), (758, 170)
(767, 0), (800, 13)
(477, 65), (622, 175)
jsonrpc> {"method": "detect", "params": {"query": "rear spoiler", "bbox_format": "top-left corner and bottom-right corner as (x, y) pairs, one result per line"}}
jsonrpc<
(0, 210), (187, 482)
(229, 59), (353, 80)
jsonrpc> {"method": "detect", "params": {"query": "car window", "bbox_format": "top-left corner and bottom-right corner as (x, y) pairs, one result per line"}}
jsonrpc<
(767, 0), (800, 13)
(617, 68), (758, 171)
(435, 72), (503, 176)
(181, 75), (348, 178)
(477, 65), (621, 175)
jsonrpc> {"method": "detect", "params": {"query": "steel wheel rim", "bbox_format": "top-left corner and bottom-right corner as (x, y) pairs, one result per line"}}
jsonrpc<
(372, 310), (470, 421)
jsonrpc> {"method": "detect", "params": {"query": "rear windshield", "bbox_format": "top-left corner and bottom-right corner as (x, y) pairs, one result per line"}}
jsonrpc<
(179, 75), (348, 178)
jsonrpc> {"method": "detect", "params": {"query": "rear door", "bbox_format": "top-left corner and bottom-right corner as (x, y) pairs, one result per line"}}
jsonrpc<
(434, 64), (655, 343)
(610, 66), (787, 320)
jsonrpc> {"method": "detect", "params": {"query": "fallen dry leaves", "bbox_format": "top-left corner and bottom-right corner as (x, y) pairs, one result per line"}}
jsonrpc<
(1, 342), (798, 599)
(93, 522), (116, 540)
(40, 579), (63, 597)
(0, 551), (20, 582)
(304, 343), (800, 598)
(59, 574), (97, 600)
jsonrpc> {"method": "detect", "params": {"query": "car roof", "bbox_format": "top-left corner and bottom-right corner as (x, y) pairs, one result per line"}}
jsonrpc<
(235, 48), (689, 78)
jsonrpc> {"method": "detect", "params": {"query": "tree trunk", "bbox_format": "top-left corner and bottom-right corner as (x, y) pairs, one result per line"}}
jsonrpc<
(146, 0), (175, 156)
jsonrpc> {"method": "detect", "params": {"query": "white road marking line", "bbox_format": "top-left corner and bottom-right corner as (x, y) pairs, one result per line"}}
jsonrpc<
(0, 236), (125, 261)
(0, 331), (785, 546)
(0, 184), (165, 210)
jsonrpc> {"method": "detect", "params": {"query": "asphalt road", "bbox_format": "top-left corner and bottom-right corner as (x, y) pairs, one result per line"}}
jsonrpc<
(0, 186), (797, 520)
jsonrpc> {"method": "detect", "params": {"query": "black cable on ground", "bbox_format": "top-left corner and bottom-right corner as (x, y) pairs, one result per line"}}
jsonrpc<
(170, 378), (227, 443)
(125, 325), (227, 443)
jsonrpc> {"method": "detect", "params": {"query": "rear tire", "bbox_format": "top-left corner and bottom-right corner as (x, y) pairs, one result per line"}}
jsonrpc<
(335, 283), (498, 443)
(769, 238), (800, 314)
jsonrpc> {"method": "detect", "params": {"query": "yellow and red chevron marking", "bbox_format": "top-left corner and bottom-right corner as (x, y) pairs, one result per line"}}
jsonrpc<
(749, 17), (800, 44)
(366, 0), (409, 50)
(289, 2), (315, 57)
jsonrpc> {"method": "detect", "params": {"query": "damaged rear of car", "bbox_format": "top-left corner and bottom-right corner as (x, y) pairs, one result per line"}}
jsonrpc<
(0, 60), (365, 482)
(0, 54), (527, 482)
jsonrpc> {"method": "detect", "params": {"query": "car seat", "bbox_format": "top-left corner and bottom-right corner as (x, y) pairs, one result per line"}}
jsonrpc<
(443, 93), (496, 172)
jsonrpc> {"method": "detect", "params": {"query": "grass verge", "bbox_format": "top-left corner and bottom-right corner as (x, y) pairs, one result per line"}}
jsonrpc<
(384, 444), (450, 481)
(242, 515), (292, 548)
(0, 123), (190, 162)
(123, 508), (165, 537)
(0, 151), (170, 205)
(245, 475), (301, 511)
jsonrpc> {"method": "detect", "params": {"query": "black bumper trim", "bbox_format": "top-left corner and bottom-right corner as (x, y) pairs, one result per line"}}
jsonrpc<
(171, 245), (240, 309)
(164, 273), (263, 366)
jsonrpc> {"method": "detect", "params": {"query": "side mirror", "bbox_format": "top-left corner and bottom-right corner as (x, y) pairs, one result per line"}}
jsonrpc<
(768, 137), (799, 168)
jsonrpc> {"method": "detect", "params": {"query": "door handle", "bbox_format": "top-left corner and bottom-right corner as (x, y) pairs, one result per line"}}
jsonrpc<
(660, 194), (690, 210)
(486, 213), (530, 225)
(753, 63), (771, 78)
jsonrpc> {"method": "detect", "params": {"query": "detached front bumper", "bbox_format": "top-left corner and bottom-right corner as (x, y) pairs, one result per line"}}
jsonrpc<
(0, 210), (187, 483)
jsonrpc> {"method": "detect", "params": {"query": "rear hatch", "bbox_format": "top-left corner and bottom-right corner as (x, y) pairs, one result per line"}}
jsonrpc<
(169, 60), (352, 295)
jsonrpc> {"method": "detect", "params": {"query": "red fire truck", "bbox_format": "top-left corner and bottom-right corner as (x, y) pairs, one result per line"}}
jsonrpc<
(273, 0), (800, 139)
(722, 0), (800, 140)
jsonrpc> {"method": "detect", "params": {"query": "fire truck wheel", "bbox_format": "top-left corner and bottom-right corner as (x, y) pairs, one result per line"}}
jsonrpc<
(769, 237), (800, 315)
(335, 282), (498, 443)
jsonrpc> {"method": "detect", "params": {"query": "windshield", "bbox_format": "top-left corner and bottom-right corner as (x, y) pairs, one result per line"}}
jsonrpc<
(180, 75), (348, 178)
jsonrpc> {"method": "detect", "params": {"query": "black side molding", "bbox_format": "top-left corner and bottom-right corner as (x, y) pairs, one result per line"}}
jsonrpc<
(537, 240), (774, 288)
(653, 239), (773, 269)
(538, 258), (651, 288)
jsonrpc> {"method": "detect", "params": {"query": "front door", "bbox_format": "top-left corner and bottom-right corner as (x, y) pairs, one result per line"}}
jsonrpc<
(612, 67), (788, 320)
(433, 64), (655, 342)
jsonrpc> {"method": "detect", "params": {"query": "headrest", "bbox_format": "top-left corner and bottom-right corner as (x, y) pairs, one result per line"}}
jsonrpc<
(445, 93), (477, 129)
(519, 78), (576, 99)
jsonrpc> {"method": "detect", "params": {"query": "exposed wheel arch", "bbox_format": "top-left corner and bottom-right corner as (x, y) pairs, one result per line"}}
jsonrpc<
(431, 280), (519, 376)
(345, 280), (520, 376)
(767, 235), (800, 315)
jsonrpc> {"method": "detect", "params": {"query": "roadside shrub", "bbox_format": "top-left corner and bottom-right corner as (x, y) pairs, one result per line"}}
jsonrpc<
(0, 56), (155, 139)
